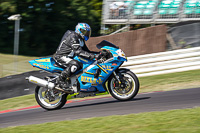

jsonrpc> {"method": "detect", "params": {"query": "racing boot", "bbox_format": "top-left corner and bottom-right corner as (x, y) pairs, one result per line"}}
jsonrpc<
(55, 76), (73, 92)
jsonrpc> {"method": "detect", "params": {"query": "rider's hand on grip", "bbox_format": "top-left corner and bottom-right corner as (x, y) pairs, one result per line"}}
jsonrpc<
(100, 50), (109, 57)
(95, 54), (102, 60)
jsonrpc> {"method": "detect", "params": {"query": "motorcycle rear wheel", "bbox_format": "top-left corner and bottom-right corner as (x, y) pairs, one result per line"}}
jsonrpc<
(35, 86), (67, 110)
(108, 69), (139, 101)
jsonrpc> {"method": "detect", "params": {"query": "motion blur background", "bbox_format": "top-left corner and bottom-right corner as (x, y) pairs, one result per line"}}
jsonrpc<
(1, 0), (199, 57)
(0, 0), (102, 56)
(1, 1), (200, 131)
(0, 0), (200, 87)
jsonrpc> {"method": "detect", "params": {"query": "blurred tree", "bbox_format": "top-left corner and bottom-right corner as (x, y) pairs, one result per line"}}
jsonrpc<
(0, 0), (102, 56)
(0, 1), (16, 53)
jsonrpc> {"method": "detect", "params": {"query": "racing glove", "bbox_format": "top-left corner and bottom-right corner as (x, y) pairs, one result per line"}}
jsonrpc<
(90, 53), (101, 60)
(100, 50), (109, 57)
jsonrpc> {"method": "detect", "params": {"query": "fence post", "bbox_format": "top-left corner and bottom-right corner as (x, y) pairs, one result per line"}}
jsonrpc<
(0, 64), (2, 78)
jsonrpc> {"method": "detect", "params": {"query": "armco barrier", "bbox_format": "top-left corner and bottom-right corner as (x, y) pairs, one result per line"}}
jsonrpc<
(122, 46), (200, 77)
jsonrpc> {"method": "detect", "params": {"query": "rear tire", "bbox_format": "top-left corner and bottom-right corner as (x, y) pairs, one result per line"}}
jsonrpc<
(35, 86), (67, 110)
(108, 69), (139, 101)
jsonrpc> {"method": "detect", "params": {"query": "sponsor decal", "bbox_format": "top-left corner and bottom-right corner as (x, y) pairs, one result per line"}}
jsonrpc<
(36, 59), (50, 62)
(102, 65), (113, 71)
(81, 76), (103, 84)
(78, 57), (88, 62)
(112, 63), (117, 66)
(30, 80), (38, 84)
(97, 64), (108, 74)
(33, 63), (50, 69)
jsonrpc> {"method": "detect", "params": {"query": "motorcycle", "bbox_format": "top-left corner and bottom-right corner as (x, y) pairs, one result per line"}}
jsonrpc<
(26, 40), (140, 110)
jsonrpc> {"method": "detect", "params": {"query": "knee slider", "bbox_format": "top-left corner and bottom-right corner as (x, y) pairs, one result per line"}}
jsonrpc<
(69, 60), (82, 69)
(71, 65), (78, 73)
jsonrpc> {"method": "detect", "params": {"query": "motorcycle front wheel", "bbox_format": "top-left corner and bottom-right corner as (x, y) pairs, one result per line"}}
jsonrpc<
(35, 86), (67, 110)
(108, 69), (139, 101)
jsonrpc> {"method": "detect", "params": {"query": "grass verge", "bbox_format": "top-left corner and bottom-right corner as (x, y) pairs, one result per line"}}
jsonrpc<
(0, 69), (200, 112)
(1, 107), (200, 132)
(0, 53), (38, 77)
(139, 69), (200, 93)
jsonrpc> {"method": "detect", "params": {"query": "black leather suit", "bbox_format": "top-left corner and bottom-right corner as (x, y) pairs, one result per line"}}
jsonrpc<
(53, 30), (98, 82)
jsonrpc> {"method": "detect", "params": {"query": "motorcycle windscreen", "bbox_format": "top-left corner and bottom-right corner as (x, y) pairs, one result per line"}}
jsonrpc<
(96, 40), (119, 49)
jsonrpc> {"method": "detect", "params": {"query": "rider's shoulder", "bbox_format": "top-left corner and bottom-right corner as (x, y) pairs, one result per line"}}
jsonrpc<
(69, 31), (80, 38)
(63, 30), (76, 36)
(63, 30), (81, 43)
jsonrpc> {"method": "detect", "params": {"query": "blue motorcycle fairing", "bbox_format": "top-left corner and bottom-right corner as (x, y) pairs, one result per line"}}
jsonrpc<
(29, 57), (63, 73)
(78, 61), (122, 92)
(28, 45), (125, 93)
(28, 56), (95, 74)
(102, 46), (127, 62)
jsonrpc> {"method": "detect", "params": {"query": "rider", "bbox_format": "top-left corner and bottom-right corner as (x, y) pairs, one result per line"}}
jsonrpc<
(53, 23), (100, 91)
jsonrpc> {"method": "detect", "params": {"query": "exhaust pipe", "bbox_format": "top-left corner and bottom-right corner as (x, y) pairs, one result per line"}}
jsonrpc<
(26, 76), (73, 94)
(26, 76), (55, 89)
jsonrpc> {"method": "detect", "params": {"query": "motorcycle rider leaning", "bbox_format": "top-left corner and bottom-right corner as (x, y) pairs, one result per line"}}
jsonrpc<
(53, 23), (100, 91)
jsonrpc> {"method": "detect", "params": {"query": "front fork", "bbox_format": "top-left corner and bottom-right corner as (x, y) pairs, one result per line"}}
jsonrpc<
(113, 71), (121, 85)
(113, 71), (127, 89)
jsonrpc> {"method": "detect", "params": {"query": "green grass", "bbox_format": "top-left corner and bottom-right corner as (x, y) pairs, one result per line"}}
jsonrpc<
(0, 94), (37, 111)
(0, 54), (200, 132)
(139, 69), (200, 93)
(1, 107), (200, 132)
(0, 69), (200, 112)
(0, 53), (39, 77)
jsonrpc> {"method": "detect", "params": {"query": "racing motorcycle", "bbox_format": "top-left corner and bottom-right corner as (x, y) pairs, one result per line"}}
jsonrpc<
(26, 40), (140, 110)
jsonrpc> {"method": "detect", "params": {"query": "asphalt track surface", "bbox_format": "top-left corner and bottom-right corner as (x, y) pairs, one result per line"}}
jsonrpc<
(0, 88), (200, 128)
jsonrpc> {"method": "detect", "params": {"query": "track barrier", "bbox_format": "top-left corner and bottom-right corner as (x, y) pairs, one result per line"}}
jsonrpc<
(122, 46), (200, 77)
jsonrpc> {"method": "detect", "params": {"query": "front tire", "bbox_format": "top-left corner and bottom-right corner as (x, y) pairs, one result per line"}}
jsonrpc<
(108, 69), (139, 101)
(35, 86), (67, 110)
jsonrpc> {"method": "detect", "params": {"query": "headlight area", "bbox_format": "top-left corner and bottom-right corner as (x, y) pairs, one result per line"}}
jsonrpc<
(116, 49), (126, 58)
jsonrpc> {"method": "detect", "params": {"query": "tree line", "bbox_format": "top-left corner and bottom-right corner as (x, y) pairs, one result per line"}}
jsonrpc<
(0, 0), (102, 56)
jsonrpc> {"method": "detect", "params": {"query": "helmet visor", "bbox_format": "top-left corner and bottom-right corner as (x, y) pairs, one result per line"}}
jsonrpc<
(80, 28), (91, 39)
